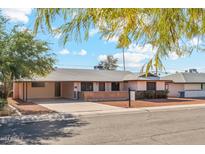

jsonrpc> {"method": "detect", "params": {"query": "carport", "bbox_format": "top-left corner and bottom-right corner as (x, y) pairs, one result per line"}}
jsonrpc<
(13, 81), (75, 101)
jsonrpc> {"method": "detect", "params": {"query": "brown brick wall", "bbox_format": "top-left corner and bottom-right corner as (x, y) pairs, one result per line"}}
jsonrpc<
(80, 91), (129, 101)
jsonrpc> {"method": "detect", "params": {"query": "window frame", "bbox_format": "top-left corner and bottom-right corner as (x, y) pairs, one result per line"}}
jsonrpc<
(111, 82), (120, 91)
(81, 82), (93, 91)
(165, 83), (169, 90)
(146, 82), (156, 91)
(31, 82), (45, 88)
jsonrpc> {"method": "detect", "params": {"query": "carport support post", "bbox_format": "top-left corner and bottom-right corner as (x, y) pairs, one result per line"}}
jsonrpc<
(23, 82), (25, 101)
(128, 88), (131, 108)
(25, 82), (28, 102)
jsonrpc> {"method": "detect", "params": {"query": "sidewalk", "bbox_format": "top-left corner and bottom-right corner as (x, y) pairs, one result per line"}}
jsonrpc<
(72, 102), (205, 116)
(1, 102), (205, 124)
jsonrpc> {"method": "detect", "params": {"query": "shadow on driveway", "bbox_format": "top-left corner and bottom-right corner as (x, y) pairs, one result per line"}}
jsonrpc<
(0, 117), (88, 144)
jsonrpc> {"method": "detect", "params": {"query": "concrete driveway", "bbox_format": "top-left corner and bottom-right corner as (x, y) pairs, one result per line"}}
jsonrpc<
(31, 99), (123, 115)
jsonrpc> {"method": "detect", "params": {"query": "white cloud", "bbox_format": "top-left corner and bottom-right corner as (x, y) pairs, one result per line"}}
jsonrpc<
(113, 52), (146, 68)
(89, 28), (99, 37)
(78, 49), (87, 56)
(97, 54), (107, 61)
(2, 8), (32, 23)
(190, 37), (202, 46)
(97, 43), (157, 70)
(73, 49), (87, 56)
(16, 26), (28, 31)
(59, 49), (70, 55)
(59, 48), (87, 56)
(127, 43), (157, 57)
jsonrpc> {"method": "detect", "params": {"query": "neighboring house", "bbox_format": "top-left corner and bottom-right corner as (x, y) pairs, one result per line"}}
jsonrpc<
(162, 70), (205, 98)
(13, 68), (168, 101)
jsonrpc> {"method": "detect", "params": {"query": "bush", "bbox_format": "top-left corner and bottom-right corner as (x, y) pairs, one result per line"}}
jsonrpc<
(156, 90), (169, 99)
(135, 90), (168, 99)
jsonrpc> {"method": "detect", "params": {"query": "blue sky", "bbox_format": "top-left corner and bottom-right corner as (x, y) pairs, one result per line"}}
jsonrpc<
(2, 8), (205, 74)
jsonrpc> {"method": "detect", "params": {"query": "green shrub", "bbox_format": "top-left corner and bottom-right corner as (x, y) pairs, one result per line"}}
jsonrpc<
(135, 91), (145, 99)
(156, 90), (168, 99)
(135, 90), (168, 99)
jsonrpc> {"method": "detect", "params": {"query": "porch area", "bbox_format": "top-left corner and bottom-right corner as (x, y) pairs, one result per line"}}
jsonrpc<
(13, 81), (75, 101)
(13, 81), (129, 102)
(13, 80), (167, 102)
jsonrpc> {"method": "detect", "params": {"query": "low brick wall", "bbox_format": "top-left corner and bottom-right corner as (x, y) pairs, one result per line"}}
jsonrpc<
(80, 91), (129, 101)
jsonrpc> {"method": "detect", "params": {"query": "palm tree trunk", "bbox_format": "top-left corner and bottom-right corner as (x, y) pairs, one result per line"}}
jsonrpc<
(122, 48), (126, 71)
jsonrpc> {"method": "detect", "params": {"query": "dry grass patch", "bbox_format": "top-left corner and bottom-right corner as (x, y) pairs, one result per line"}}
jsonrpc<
(98, 98), (205, 108)
(8, 98), (55, 115)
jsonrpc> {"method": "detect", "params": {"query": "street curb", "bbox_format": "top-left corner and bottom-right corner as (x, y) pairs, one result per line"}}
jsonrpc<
(72, 103), (205, 117)
(0, 113), (76, 124)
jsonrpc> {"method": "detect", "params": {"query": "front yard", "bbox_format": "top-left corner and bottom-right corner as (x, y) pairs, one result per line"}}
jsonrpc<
(7, 98), (54, 115)
(98, 97), (205, 108)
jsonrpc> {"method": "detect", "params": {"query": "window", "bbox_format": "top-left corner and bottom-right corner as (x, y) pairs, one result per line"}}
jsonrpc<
(111, 82), (120, 91)
(165, 83), (169, 90)
(81, 82), (93, 91)
(31, 82), (45, 88)
(201, 84), (205, 90)
(99, 82), (105, 91)
(147, 82), (156, 91)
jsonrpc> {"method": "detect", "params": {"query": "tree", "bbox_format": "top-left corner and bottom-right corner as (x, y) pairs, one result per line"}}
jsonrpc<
(34, 8), (205, 73)
(96, 55), (118, 70)
(0, 26), (55, 98)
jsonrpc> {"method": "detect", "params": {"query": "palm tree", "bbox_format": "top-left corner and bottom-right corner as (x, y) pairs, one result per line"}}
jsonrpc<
(122, 48), (126, 71)
(34, 8), (204, 74)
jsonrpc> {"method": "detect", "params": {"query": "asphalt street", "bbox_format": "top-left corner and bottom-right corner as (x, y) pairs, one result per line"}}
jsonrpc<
(1, 107), (205, 144)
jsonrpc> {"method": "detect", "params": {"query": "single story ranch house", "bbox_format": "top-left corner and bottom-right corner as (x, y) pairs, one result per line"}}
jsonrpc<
(13, 68), (169, 101)
(162, 71), (205, 98)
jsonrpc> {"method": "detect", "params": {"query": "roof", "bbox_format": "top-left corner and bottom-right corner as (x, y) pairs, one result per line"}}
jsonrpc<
(123, 73), (161, 81)
(161, 72), (205, 83)
(15, 68), (168, 82)
(17, 68), (132, 82)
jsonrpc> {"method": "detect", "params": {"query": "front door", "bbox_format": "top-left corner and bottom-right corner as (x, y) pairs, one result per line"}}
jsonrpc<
(55, 82), (61, 97)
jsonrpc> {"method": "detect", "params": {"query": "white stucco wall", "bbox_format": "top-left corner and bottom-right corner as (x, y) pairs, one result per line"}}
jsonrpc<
(26, 82), (55, 99)
(127, 81), (138, 90)
(184, 84), (201, 91)
(18, 83), (23, 100)
(137, 81), (147, 90)
(167, 83), (184, 97)
(61, 82), (74, 99)
(93, 82), (99, 91)
(122, 82), (128, 91)
(127, 81), (165, 91)
(156, 81), (165, 90)
(13, 82), (19, 99)
(105, 82), (111, 91)
(119, 82), (125, 91)
(74, 82), (81, 91)
(184, 90), (205, 98)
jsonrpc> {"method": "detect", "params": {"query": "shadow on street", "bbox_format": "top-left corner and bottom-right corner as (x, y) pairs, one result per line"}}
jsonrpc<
(0, 117), (88, 144)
